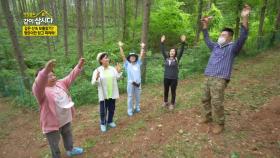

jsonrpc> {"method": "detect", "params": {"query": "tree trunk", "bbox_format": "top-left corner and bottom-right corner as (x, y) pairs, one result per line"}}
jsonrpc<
(258, 0), (268, 36)
(38, 0), (52, 55)
(112, 0), (117, 27)
(93, 0), (98, 39)
(62, 0), (69, 58)
(122, 0), (128, 41)
(270, 7), (280, 45)
(11, 0), (20, 25)
(0, 0), (30, 90)
(257, 0), (268, 48)
(234, 0), (242, 40)
(84, 0), (89, 39)
(0, 2), (3, 28)
(101, 0), (105, 42)
(140, 0), (151, 84)
(132, 0), (139, 42)
(118, 0), (122, 33)
(195, 0), (203, 45)
(76, 0), (84, 59)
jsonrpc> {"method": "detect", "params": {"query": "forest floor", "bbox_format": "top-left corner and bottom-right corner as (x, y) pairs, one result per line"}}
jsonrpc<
(0, 45), (280, 158)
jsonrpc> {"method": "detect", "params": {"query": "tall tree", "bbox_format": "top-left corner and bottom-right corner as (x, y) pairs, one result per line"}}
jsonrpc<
(122, 0), (128, 40)
(93, 0), (98, 39)
(76, 0), (84, 58)
(101, 0), (105, 42)
(234, 0), (243, 40)
(140, 0), (151, 84)
(39, 0), (52, 56)
(62, 0), (69, 57)
(112, 0), (117, 27)
(0, 3), (3, 28)
(0, 0), (30, 89)
(270, 7), (280, 45)
(257, 0), (268, 48)
(132, 0), (140, 42)
(195, 0), (203, 45)
(84, 0), (89, 39)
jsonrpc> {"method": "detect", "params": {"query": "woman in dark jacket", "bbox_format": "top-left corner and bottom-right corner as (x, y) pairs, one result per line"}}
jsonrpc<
(160, 35), (186, 110)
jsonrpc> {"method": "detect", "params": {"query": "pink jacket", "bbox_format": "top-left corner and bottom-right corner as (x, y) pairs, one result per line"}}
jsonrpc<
(32, 65), (82, 133)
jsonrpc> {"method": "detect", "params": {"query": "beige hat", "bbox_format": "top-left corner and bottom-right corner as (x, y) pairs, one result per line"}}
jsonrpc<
(96, 52), (107, 62)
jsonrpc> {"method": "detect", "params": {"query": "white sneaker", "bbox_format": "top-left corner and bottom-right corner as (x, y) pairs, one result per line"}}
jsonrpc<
(108, 122), (117, 128)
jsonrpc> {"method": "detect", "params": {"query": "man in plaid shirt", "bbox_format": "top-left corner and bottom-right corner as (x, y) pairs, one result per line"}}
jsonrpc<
(200, 4), (251, 134)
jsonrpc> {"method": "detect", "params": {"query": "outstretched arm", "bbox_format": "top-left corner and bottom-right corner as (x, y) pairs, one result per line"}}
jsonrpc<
(139, 42), (146, 61)
(233, 4), (250, 54)
(118, 41), (126, 63)
(32, 59), (55, 104)
(201, 16), (216, 51)
(177, 35), (186, 61)
(160, 35), (168, 59)
(61, 58), (84, 88)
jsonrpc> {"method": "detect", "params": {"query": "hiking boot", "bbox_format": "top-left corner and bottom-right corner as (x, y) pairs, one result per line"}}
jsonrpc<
(162, 102), (169, 108)
(169, 104), (175, 110)
(212, 124), (224, 134)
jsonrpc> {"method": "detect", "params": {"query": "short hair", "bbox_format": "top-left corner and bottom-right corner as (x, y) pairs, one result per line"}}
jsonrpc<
(221, 28), (234, 37)
(99, 53), (108, 65)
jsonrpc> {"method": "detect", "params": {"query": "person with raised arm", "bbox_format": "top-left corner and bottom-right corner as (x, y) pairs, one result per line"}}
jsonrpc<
(200, 5), (251, 134)
(118, 41), (146, 116)
(32, 58), (85, 158)
(160, 35), (186, 110)
(91, 53), (122, 132)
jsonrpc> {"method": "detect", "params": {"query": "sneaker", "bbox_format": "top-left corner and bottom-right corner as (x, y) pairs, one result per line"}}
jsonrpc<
(108, 122), (117, 128)
(66, 147), (84, 157)
(135, 108), (140, 113)
(169, 104), (175, 110)
(212, 124), (224, 134)
(128, 112), (133, 117)
(100, 125), (107, 132)
(162, 102), (169, 108)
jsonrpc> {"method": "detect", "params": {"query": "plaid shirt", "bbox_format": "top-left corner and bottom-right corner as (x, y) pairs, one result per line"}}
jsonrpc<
(203, 25), (248, 80)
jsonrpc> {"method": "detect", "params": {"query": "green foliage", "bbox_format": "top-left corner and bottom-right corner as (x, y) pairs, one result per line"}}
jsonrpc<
(149, 0), (192, 49)
(203, 4), (224, 35)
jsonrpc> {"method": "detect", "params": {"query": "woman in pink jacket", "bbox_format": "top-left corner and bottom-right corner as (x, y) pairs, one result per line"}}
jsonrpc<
(32, 58), (84, 158)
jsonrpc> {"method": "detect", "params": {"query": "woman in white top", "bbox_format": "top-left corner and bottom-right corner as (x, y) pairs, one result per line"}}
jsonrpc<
(91, 52), (122, 132)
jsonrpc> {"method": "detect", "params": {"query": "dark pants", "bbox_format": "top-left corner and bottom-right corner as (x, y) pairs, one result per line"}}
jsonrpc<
(164, 78), (178, 105)
(45, 122), (73, 158)
(100, 98), (116, 125)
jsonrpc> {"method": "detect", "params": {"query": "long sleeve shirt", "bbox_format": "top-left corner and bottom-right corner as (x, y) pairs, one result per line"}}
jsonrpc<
(32, 65), (82, 133)
(91, 66), (122, 102)
(160, 42), (186, 79)
(203, 25), (248, 80)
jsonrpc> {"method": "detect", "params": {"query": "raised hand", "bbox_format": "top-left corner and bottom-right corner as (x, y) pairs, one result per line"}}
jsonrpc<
(241, 4), (251, 17)
(78, 58), (85, 69)
(140, 42), (145, 49)
(115, 63), (122, 73)
(118, 41), (124, 47)
(201, 16), (213, 29)
(45, 59), (56, 73)
(180, 35), (186, 42)
(161, 35), (166, 43)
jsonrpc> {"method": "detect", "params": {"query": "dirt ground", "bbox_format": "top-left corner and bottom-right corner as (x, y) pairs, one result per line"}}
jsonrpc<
(0, 46), (280, 158)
